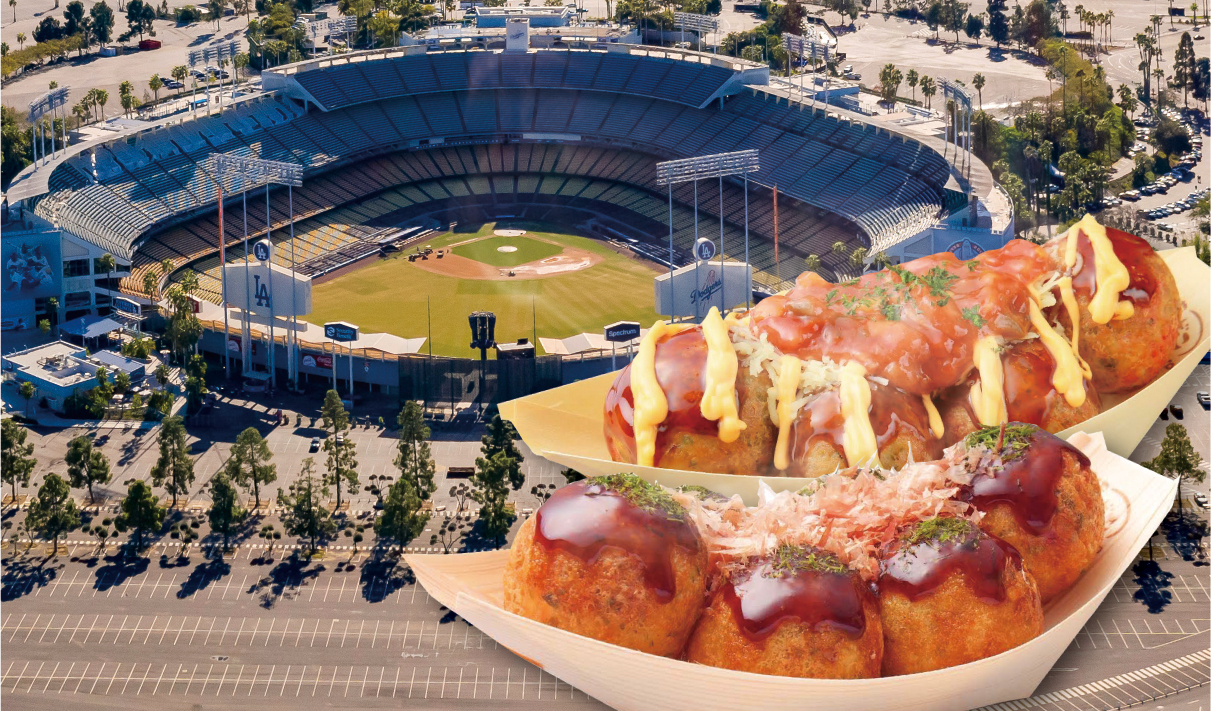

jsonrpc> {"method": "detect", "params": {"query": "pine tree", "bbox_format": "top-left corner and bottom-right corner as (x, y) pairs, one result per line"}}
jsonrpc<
(278, 458), (335, 554)
(986, 0), (1009, 47)
(472, 451), (516, 548)
(225, 426), (276, 508)
(207, 471), (243, 551)
(120, 480), (165, 550)
(321, 391), (358, 510)
(150, 415), (194, 508)
(27, 473), (80, 556)
(395, 401), (436, 503)
(1, 419), (36, 503)
(375, 477), (429, 545)
(480, 414), (524, 490)
(65, 435), (112, 503)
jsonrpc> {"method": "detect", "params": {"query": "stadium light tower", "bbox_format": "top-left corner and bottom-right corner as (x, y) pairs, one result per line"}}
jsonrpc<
(781, 33), (828, 108)
(939, 78), (974, 179)
(673, 12), (718, 53)
(656, 149), (760, 318)
(189, 41), (239, 115)
(28, 86), (69, 168)
(210, 154), (304, 391)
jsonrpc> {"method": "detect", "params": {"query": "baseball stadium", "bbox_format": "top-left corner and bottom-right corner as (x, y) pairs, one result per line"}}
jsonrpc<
(9, 41), (1011, 367)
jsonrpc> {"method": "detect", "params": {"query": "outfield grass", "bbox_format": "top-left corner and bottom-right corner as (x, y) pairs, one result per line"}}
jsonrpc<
(307, 222), (662, 357)
(453, 235), (563, 267)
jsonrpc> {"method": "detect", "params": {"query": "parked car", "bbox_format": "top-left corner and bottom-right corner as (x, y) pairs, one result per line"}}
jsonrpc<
(1195, 493), (1208, 509)
(1169, 404), (1184, 420)
(1197, 391), (1209, 409)
(309, 437), (320, 452)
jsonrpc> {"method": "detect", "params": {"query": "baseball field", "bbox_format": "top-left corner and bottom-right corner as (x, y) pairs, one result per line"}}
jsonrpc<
(306, 222), (663, 358)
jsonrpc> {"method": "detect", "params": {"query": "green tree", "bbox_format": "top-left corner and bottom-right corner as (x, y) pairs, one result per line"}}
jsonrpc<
(278, 458), (335, 554)
(1143, 423), (1205, 513)
(920, 74), (936, 108)
(906, 68), (919, 103)
(208, 471), (243, 551)
(120, 480), (164, 549)
(471, 451), (516, 548)
(972, 72), (985, 107)
(148, 73), (163, 101)
(878, 63), (903, 110)
(165, 285), (202, 362)
(90, 0), (114, 46)
(375, 477), (429, 545)
(481, 413), (524, 490)
(65, 435), (112, 503)
(2, 419), (36, 503)
(150, 415), (194, 508)
(27, 473), (80, 555)
(184, 353), (207, 412)
(321, 390), (358, 510)
(207, 0), (225, 28)
(1173, 32), (1196, 108)
(171, 64), (188, 96)
(19, 380), (35, 417)
(803, 254), (822, 273)
(225, 426), (276, 508)
(964, 12), (984, 44)
(1, 105), (33, 188)
(395, 401), (436, 503)
(986, 0), (1009, 46)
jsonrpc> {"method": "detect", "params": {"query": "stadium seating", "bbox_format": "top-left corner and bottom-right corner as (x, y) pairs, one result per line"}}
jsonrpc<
(41, 50), (956, 296)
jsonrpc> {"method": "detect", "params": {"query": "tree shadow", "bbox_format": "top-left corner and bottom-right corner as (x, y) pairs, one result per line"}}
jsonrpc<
(94, 552), (151, 592)
(1, 556), (62, 601)
(1131, 559), (1175, 614)
(358, 554), (416, 603)
(1161, 510), (1209, 565)
(247, 551), (325, 609)
(176, 557), (232, 598)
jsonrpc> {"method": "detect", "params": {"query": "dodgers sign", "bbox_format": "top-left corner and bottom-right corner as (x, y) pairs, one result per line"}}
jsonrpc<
(324, 321), (359, 342)
(253, 239), (273, 262)
(655, 260), (752, 318)
(694, 237), (717, 262)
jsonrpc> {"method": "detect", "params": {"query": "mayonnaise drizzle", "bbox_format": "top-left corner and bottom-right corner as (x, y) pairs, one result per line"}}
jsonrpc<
(699, 307), (746, 443)
(631, 320), (671, 467)
(922, 393), (945, 439)
(969, 336), (1009, 426)
(773, 354), (802, 471)
(1066, 214), (1134, 324)
(839, 361), (878, 467)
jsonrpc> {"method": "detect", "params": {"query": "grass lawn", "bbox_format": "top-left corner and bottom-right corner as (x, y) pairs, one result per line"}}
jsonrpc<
(453, 235), (563, 267)
(307, 222), (662, 357)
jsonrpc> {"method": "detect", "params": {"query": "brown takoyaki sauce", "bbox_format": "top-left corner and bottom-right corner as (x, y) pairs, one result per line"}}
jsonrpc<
(879, 521), (1018, 603)
(748, 240), (1055, 396)
(965, 426), (1091, 535)
(533, 476), (700, 602)
(721, 548), (869, 642)
(603, 328), (718, 466)
(789, 382), (940, 463)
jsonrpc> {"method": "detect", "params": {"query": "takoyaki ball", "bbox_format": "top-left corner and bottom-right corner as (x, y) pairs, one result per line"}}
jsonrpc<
(878, 517), (1043, 676)
(685, 545), (882, 679)
(604, 327), (777, 474)
(936, 340), (1101, 447)
(961, 424), (1105, 603)
(782, 382), (942, 477)
(503, 474), (707, 656)
(1052, 224), (1181, 394)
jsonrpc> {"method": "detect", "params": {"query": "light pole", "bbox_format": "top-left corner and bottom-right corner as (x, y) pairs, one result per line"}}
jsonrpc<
(655, 149), (760, 320)
(210, 153), (304, 391)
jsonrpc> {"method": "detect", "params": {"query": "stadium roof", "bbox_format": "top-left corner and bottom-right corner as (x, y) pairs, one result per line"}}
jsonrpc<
(60, 315), (125, 339)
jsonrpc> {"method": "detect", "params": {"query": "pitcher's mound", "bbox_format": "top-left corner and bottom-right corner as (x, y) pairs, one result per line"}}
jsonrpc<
(494, 229), (527, 237)
(497, 246), (518, 253)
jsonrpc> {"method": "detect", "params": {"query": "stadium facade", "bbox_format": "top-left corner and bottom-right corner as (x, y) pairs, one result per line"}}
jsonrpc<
(3, 41), (1012, 347)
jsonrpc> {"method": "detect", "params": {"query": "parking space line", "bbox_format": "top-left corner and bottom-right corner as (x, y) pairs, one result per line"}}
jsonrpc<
(23, 615), (41, 643)
(230, 665), (242, 697)
(41, 662), (59, 693)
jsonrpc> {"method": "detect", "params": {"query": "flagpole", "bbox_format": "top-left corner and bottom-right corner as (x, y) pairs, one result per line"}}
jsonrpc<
(218, 184), (230, 380)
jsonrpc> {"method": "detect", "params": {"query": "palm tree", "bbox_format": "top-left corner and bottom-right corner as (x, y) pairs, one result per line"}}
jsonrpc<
(95, 89), (109, 120)
(804, 254), (822, 273)
(171, 65), (188, 97)
(233, 52), (248, 82)
(9, 0), (16, 24)
(972, 73), (985, 108)
(149, 74), (163, 102)
(98, 253), (116, 311)
(16, 32), (25, 50)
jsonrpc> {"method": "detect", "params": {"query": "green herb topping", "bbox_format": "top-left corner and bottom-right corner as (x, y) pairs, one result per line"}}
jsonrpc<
(902, 517), (978, 547)
(588, 473), (686, 519)
(961, 306), (986, 329)
(767, 544), (849, 577)
(963, 423), (1039, 462)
